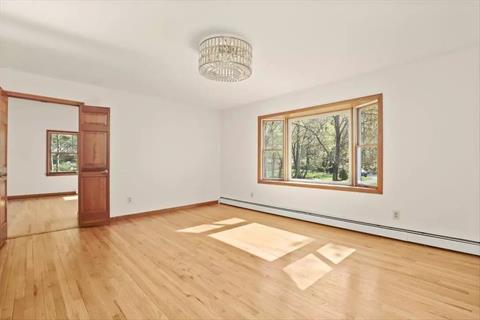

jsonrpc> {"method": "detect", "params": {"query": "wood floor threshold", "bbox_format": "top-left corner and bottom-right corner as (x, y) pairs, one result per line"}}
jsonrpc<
(7, 225), (79, 239)
(7, 191), (77, 201)
(110, 200), (219, 222)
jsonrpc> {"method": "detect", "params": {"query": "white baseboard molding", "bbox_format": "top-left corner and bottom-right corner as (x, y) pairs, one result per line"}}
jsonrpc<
(219, 197), (480, 256)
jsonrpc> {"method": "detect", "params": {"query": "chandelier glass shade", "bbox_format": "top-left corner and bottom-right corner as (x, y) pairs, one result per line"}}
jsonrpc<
(199, 36), (252, 82)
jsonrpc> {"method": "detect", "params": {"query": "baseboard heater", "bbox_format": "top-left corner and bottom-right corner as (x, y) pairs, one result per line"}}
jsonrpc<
(219, 197), (480, 256)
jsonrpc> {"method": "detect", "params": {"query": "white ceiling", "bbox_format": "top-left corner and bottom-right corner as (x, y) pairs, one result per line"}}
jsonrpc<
(0, 1), (478, 109)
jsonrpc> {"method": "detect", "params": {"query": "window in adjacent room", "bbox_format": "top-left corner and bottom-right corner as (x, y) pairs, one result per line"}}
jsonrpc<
(47, 130), (78, 175)
(258, 94), (382, 193)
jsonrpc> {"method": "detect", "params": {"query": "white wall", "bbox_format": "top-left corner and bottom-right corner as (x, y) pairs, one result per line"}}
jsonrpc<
(7, 99), (78, 196)
(0, 68), (221, 217)
(220, 46), (480, 242)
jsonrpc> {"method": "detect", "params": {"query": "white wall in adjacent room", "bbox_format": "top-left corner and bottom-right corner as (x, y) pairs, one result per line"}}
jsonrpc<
(1, 68), (221, 217)
(220, 46), (480, 242)
(7, 99), (78, 196)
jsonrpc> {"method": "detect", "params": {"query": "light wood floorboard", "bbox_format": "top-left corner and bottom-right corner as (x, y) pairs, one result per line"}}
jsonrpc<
(7, 196), (78, 238)
(0, 204), (479, 319)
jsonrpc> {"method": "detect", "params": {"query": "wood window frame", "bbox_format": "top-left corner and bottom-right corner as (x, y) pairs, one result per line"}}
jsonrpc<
(46, 129), (79, 176)
(257, 93), (383, 194)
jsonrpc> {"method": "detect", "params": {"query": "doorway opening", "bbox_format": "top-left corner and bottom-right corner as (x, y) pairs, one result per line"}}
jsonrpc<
(0, 88), (110, 247)
(7, 98), (79, 237)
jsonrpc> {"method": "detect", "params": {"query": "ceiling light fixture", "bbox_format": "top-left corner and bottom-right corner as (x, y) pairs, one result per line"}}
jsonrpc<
(199, 35), (252, 82)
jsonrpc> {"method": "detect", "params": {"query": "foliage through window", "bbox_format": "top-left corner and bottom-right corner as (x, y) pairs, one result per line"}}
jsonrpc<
(258, 94), (382, 193)
(290, 111), (350, 184)
(47, 130), (78, 175)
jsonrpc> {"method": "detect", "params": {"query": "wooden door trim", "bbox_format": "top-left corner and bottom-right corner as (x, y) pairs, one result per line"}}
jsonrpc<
(0, 89), (7, 248)
(3, 90), (83, 107)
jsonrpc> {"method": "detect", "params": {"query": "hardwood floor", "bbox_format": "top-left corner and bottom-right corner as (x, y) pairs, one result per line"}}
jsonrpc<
(7, 195), (78, 238)
(0, 204), (479, 319)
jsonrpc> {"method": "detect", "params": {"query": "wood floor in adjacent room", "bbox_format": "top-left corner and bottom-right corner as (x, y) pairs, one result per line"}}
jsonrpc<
(0, 204), (479, 319)
(7, 195), (78, 238)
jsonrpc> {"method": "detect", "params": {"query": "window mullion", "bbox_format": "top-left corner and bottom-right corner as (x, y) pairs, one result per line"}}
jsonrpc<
(351, 107), (357, 187)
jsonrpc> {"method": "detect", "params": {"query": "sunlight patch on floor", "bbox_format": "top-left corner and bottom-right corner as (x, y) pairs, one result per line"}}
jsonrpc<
(283, 253), (332, 290)
(214, 217), (245, 225)
(63, 195), (78, 201)
(209, 223), (313, 262)
(177, 224), (224, 233)
(317, 243), (356, 264)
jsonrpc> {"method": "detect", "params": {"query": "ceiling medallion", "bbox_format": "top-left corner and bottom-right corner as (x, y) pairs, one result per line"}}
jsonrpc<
(199, 35), (252, 82)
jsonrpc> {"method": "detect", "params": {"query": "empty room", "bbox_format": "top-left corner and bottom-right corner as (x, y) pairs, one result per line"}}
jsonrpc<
(0, 1), (479, 319)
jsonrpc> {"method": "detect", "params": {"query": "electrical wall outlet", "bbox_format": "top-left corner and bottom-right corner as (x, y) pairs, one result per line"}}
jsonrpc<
(127, 196), (133, 203)
(250, 192), (254, 198)
(393, 210), (400, 220)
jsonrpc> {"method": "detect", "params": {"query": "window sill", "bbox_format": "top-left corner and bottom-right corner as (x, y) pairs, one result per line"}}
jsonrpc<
(258, 179), (382, 194)
(47, 172), (78, 177)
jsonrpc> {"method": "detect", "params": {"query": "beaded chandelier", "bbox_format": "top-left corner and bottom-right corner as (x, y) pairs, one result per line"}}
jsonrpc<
(199, 36), (252, 82)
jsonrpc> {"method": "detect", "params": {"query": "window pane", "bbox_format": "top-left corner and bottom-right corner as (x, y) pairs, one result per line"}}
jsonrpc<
(358, 146), (377, 186)
(290, 111), (350, 184)
(359, 104), (378, 145)
(72, 134), (77, 147)
(50, 153), (77, 173)
(51, 134), (58, 152)
(263, 120), (283, 150)
(50, 133), (78, 152)
(57, 134), (75, 153)
(263, 120), (284, 179)
(263, 150), (284, 179)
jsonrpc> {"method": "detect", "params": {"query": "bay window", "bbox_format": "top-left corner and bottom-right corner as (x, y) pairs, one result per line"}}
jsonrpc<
(258, 94), (383, 193)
